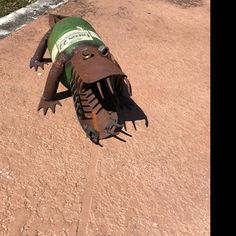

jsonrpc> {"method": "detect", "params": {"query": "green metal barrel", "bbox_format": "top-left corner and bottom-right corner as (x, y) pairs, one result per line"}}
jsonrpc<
(47, 17), (105, 88)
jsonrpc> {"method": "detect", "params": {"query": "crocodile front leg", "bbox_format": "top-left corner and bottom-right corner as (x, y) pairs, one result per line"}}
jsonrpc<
(38, 54), (67, 115)
(30, 29), (52, 71)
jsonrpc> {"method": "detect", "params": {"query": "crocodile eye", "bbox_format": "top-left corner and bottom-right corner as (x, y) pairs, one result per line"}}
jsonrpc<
(82, 48), (93, 60)
(98, 45), (109, 56)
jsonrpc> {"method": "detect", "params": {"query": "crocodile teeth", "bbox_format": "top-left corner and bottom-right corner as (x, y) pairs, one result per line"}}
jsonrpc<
(106, 77), (114, 94)
(124, 77), (132, 96)
(97, 82), (104, 99)
(79, 81), (85, 93)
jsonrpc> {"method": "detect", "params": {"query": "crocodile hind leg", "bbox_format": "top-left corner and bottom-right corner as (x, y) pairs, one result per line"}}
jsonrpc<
(29, 14), (69, 71)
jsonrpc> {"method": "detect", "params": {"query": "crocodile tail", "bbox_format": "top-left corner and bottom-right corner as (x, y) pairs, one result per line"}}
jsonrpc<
(48, 14), (69, 27)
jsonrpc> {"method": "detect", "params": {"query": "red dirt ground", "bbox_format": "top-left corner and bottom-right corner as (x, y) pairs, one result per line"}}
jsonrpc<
(0, 0), (210, 235)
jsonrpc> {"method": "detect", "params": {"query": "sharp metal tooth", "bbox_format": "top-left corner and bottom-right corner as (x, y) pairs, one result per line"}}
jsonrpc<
(97, 82), (104, 99)
(95, 107), (103, 115)
(74, 71), (79, 80)
(73, 92), (79, 102)
(72, 88), (78, 96)
(71, 81), (76, 93)
(77, 79), (82, 89)
(86, 92), (93, 98)
(79, 82), (85, 93)
(106, 77), (114, 94)
(76, 102), (80, 110)
(124, 77), (132, 96)
(72, 70), (78, 81)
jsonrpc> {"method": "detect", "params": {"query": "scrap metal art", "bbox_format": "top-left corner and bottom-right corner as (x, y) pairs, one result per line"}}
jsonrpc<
(29, 14), (133, 144)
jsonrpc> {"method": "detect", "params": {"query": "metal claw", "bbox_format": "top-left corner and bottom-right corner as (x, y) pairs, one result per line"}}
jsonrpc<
(113, 122), (123, 128)
(90, 138), (103, 147)
(85, 126), (99, 144)
(43, 107), (49, 116)
(51, 104), (56, 113)
(97, 82), (104, 99)
(106, 77), (114, 94)
(90, 133), (99, 143)
(106, 129), (117, 136)
(106, 119), (123, 130)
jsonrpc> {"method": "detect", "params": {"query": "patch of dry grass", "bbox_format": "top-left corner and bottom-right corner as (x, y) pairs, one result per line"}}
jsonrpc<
(0, 0), (36, 18)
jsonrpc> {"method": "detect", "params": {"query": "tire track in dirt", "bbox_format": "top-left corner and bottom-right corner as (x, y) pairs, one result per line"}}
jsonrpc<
(77, 147), (99, 236)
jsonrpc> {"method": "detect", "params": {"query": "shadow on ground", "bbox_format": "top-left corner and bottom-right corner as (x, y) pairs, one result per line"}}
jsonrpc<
(55, 82), (148, 144)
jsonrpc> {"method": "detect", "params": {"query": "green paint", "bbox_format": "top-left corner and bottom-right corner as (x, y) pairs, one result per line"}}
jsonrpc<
(47, 17), (105, 88)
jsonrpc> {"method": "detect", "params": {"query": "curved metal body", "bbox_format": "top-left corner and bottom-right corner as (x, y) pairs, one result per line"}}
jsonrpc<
(30, 15), (133, 144)
(47, 17), (104, 88)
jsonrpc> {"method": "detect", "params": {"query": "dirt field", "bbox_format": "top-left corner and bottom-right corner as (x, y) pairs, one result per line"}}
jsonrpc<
(0, 0), (210, 235)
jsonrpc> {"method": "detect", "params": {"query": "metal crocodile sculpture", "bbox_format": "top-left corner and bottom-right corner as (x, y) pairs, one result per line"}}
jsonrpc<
(29, 14), (133, 145)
